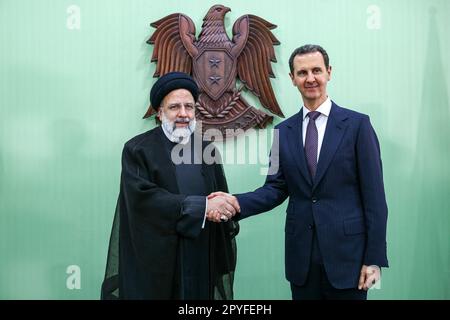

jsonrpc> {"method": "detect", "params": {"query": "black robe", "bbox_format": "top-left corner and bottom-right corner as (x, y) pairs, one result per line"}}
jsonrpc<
(173, 137), (210, 299)
(101, 126), (238, 299)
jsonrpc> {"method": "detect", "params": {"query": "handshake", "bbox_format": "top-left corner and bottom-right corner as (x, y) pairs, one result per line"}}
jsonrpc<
(206, 192), (240, 223)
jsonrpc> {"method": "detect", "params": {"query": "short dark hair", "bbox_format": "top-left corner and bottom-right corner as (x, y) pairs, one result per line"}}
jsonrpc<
(288, 44), (330, 73)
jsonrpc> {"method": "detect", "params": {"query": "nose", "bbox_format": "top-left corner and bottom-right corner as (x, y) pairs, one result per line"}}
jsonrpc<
(178, 105), (188, 117)
(306, 71), (315, 83)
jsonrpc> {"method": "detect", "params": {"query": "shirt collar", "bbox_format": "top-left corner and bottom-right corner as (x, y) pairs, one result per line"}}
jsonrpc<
(302, 97), (332, 120)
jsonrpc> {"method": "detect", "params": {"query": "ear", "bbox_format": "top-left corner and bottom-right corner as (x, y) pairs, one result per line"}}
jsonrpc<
(289, 72), (295, 85)
(327, 66), (332, 80)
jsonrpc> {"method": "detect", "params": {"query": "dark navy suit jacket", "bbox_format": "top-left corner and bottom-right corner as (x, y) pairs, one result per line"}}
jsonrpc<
(236, 102), (388, 289)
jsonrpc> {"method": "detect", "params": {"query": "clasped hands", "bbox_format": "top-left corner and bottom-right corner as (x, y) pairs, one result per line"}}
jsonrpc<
(206, 192), (240, 223)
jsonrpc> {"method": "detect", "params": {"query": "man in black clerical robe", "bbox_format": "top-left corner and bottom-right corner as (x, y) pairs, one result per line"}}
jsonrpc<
(101, 72), (239, 300)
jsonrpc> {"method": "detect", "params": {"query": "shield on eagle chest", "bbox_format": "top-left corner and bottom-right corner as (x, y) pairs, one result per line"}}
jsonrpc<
(193, 49), (236, 101)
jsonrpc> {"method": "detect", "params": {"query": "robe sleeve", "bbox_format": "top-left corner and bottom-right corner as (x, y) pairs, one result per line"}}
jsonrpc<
(122, 142), (208, 237)
(121, 142), (185, 224)
(177, 195), (207, 239)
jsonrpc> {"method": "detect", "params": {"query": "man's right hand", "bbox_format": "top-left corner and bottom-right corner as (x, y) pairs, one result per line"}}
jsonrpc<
(206, 192), (240, 223)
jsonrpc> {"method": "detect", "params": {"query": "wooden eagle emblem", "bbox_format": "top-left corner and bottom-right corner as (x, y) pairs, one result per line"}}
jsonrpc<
(144, 4), (284, 139)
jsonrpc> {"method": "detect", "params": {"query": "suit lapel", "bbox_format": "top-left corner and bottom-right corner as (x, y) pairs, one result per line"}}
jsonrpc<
(287, 110), (312, 186)
(313, 103), (348, 191)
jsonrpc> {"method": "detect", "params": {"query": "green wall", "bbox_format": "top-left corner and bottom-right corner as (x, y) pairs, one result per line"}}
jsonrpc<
(0, 0), (449, 299)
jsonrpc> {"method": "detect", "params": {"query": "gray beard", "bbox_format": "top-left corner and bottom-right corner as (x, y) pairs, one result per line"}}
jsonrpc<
(160, 113), (196, 144)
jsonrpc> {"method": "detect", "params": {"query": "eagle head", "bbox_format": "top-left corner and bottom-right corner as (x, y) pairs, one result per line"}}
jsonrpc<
(204, 4), (231, 21)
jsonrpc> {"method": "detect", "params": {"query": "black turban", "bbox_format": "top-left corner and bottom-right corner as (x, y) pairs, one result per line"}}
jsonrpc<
(150, 72), (199, 111)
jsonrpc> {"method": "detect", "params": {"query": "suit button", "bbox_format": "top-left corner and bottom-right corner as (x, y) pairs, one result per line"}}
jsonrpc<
(312, 197), (317, 203)
(308, 224), (315, 229)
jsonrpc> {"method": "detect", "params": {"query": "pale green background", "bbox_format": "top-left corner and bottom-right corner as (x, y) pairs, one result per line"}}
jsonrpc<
(0, 0), (449, 299)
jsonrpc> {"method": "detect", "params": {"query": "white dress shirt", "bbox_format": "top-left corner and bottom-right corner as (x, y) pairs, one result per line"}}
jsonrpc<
(302, 97), (332, 162)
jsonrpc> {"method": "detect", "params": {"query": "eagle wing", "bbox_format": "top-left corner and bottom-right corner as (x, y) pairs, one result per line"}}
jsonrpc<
(147, 13), (197, 77)
(144, 14), (197, 117)
(232, 15), (284, 117)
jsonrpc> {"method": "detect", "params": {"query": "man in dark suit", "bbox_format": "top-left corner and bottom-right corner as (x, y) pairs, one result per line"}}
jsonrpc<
(101, 72), (240, 300)
(210, 45), (388, 300)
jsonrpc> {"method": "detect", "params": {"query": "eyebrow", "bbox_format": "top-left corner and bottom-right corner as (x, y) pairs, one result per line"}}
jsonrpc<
(168, 102), (194, 107)
(296, 66), (323, 73)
